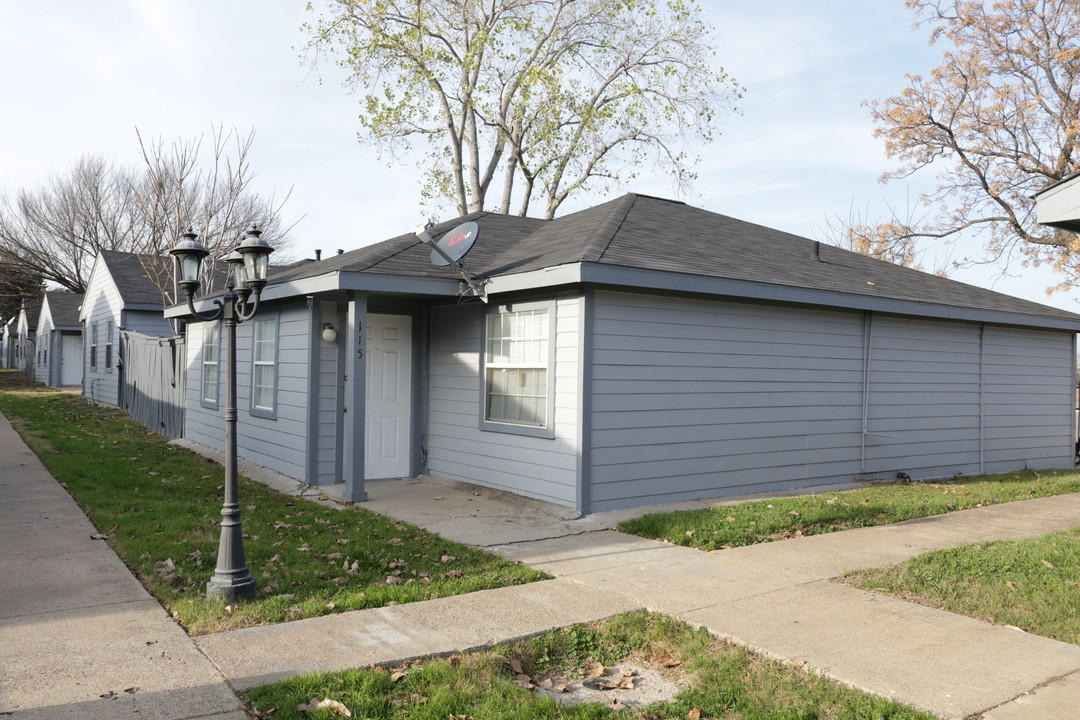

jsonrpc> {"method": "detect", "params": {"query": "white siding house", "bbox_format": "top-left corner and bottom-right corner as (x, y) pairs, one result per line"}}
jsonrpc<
(15, 298), (41, 376)
(34, 292), (85, 387)
(1, 315), (17, 369)
(80, 251), (172, 406)
(169, 194), (1080, 513)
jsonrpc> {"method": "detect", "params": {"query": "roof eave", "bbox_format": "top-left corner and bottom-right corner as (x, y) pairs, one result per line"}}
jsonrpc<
(487, 263), (1080, 332)
(164, 270), (462, 318)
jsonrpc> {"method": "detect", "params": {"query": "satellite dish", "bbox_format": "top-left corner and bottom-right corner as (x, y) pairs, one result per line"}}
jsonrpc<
(430, 221), (479, 266)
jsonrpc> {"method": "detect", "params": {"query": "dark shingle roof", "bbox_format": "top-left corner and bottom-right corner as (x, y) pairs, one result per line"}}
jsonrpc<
(99, 250), (170, 305)
(270, 193), (1080, 324)
(20, 297), (42, 327)
(44, 291), (84, 327)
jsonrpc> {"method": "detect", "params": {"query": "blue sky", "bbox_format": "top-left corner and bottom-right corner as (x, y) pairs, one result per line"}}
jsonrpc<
(0, 0), (1074, 311)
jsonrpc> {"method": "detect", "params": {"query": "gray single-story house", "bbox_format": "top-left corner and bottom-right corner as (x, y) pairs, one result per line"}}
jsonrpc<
(34, 291), (85, 387)
(168, 194), (1080, 513)
(80, 250), (173, 406)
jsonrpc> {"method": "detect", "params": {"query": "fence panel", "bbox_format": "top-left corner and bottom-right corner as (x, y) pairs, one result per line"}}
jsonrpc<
(120, 331), (185, 438)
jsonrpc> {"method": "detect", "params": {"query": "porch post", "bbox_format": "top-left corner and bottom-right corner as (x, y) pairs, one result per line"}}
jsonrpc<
(342, 292), (368, 502)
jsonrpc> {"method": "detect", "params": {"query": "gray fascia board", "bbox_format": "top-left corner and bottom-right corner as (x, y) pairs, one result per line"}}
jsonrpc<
(164, 271), (461, 318)
(125, 303), (166, 313)
(485, 264), (584, 294)
(486, 263), (1080, 332)
(336, 272), (461, 295)
(583, 265), (1080, 332)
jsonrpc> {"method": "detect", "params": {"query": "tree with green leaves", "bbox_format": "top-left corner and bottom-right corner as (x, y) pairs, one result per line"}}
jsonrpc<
(305, 0), (741, 218)
(864, 0), (1080, 286)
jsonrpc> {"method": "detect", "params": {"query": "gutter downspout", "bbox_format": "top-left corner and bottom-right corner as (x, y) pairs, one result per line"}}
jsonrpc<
(860, 312), (872, 473)
(979, 323), (986, 475)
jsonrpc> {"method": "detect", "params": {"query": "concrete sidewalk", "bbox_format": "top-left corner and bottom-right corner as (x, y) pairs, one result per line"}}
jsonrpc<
(195, 493), (1080, 719)
(0, 411), (245, 720)
(6, 413), (1080, 718)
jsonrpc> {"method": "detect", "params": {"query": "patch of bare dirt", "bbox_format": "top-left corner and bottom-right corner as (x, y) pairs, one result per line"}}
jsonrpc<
(514, 654), (690, 711)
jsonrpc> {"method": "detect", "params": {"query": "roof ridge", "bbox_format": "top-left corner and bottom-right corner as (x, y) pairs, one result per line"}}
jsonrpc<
(584, 194), (639, 263)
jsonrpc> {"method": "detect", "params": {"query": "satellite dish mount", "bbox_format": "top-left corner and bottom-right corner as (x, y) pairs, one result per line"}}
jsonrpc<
(414, 220), (488, 302)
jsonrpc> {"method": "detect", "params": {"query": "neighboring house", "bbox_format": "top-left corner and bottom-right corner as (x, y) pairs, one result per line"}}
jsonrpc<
(34, 291), (85, 387)
(169, 194), (1080, 513)
(0, 316), (15, 369)
(1035, 172), (1080, 233)
(15, 298), (41, 376)
(80, 250), (172, 406)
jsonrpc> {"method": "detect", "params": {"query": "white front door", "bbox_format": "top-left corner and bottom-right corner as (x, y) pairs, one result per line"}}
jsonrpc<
(364, 314), (412, 479)
(60, 334), (83, 386)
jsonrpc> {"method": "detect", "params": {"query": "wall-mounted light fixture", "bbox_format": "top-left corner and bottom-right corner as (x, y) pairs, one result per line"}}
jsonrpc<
(321, 323), (338, 343)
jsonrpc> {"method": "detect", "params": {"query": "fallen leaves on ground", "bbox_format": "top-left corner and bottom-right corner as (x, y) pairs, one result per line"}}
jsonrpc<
(297, 697), (351, 716)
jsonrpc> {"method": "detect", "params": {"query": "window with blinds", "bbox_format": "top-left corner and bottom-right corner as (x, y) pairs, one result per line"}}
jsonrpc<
(201, 323), (220, 407)
(252, 316), (277, 414)
(485, 307), (549, 428)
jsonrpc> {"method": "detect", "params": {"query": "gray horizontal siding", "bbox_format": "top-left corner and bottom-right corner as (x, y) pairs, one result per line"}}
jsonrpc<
(124, 310), (171, 337)
(425, 299), (581, 507)
(184, 304), (312, 481)
(587, 291), (1077, 512)
(862, 315), (984, 478)
(981, 325), (1074, 472)
(589, 291), (867, 511)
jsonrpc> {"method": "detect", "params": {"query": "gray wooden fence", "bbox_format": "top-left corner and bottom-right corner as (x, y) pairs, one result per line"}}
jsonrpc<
(120, 331), (186, 438)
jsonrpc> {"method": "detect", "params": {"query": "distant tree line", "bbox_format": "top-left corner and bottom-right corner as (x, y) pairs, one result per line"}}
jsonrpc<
(0, 127), (293, 305)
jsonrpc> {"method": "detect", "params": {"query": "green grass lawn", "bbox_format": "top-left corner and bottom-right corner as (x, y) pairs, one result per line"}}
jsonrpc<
(244, 611), (936, 720)
(844, 528), (1080, 645)
(618, 471), (1080, 551)
(0, 373), (546, 634)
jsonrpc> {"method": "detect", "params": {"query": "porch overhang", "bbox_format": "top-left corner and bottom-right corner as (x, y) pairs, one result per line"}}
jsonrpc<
(165, 271), (461, 318)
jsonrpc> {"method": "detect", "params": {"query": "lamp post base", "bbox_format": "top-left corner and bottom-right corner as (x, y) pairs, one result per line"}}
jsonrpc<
(206, 572), (258, 602)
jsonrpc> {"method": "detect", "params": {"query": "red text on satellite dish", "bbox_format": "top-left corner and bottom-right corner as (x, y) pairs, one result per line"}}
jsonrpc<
(447, 230), (472, 247)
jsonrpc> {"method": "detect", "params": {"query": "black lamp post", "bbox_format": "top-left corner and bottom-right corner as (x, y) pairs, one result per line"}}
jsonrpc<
(170, 226), (274, 602)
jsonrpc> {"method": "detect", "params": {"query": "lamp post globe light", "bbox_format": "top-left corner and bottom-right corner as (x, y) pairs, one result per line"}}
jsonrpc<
(169, 226), (274, 602)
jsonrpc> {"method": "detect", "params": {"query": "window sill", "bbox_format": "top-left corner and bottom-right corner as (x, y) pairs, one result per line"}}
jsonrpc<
(479, 419), (554, 439)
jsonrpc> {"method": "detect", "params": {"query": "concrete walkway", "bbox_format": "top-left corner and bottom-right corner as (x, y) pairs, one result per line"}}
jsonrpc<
(0, 412), (245, 720)
(5, 417), (1080, 718)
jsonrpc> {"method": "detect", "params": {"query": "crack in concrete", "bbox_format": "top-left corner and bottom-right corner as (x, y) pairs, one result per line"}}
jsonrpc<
(967, 666), (1080, 719)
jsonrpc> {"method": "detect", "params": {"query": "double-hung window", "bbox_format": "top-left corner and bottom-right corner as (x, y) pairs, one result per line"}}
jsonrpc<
(90, 323), (98, 369)
(251, 316), (277, 418)
(201, 323), (220, 408)
(482, 302), (554, 437)
(105, 320), (114, 370)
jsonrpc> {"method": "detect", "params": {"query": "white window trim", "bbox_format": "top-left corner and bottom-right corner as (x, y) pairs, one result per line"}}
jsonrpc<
(479, 299), (556, 439)
(250, 313), (278, 419)
(200, 322), (220, 409)
(90, 323), (98, 369)
(105, 319), (114, 371)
